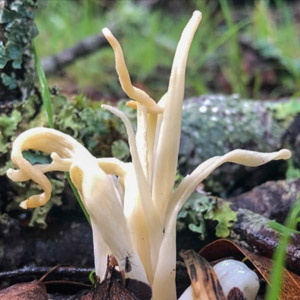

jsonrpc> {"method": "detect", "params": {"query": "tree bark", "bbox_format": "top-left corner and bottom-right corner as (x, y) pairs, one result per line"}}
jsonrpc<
(0, 0), (38, 108)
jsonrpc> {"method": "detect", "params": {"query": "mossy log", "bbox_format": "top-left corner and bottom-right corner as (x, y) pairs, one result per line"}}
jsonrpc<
(1, 94), (299, 226)
(180, 95), (298, 196)
(229, 178), (300, 223)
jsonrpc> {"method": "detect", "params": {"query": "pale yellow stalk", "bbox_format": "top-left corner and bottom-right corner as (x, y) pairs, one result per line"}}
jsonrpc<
(152, 11), (202, 220)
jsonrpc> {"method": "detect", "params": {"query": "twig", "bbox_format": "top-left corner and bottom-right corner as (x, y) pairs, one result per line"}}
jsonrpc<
(0, 266), (93, 281)
(41, 32), (112, 75)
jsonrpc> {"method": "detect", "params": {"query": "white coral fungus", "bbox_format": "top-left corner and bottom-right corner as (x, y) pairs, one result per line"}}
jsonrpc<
(7, 11), (291, 300)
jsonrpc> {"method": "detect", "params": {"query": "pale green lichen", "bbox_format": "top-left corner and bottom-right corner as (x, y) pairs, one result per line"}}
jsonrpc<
(180, 95), (285, 170)
(268, 98), (300, 127)
(28, 178), (64, 228)
(111, 139), (130, 160)
(180, 95), (287, 194)
(0, 110), (21, 153)
(0, 94), (126, 227)
(177, 193), (237, 239)
(177, 193), (215, 239)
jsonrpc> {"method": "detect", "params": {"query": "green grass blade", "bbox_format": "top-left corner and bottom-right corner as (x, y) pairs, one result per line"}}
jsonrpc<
(66, 173), (91, 225)
(34, 43), (91, 226)
(266, 199), (300, 300)
(33, 45), (54, 129)
(269, 221), (300, 235)
(219, 0), (248, 96)
(200, 18), (250, 66)
(89, 269), (96, 286)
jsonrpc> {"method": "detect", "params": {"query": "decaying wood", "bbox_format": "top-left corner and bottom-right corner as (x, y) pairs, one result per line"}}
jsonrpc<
(0, 266), (93, 284)
(229, 178), (300, 223)
(180, 249), (226, 300)
(230, 208), (300, 276)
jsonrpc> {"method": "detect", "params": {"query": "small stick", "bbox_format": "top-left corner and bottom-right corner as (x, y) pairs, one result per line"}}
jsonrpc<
(0, 266), (93, 281)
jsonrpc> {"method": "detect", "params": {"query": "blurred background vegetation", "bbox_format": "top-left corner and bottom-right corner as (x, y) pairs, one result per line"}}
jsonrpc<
(34, 0), (300, 103)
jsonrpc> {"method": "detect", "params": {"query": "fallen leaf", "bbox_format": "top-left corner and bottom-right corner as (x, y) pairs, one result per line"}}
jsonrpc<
(0, 280), (47, 300)
(80, 268), (151, 300)
(81, 279), (136, 300)
(227, 287), (247, 300)
(180, 249), (226, 300)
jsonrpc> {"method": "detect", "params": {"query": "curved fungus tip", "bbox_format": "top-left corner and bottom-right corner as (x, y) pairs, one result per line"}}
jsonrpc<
(126, 100), (138, 109)
(102, 27), (111, 37)
(19, 200), (28, 209)
(279, 149), (292, 160)
(193, 10), (202, 19)
(20, 193), (49, 209)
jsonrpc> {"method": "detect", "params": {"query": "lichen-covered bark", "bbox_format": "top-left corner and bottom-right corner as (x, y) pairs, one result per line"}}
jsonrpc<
(179, 95), (288, 195)
(0, 0), (38, 105)
(282, 113), (300, 169)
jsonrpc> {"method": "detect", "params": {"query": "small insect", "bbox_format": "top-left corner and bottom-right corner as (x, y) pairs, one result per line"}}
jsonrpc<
(124, 255), (132, 273)
(119, 251), (135, 274)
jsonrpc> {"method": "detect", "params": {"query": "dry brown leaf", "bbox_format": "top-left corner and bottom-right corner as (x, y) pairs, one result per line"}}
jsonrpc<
(227, 287), (247, 300)
(80, 268), (151, 300)
(180, 249), (226, 300)
(81, 279), (137, 300)
(199, 239), (300, 300)
(0, 280), (47, 300)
